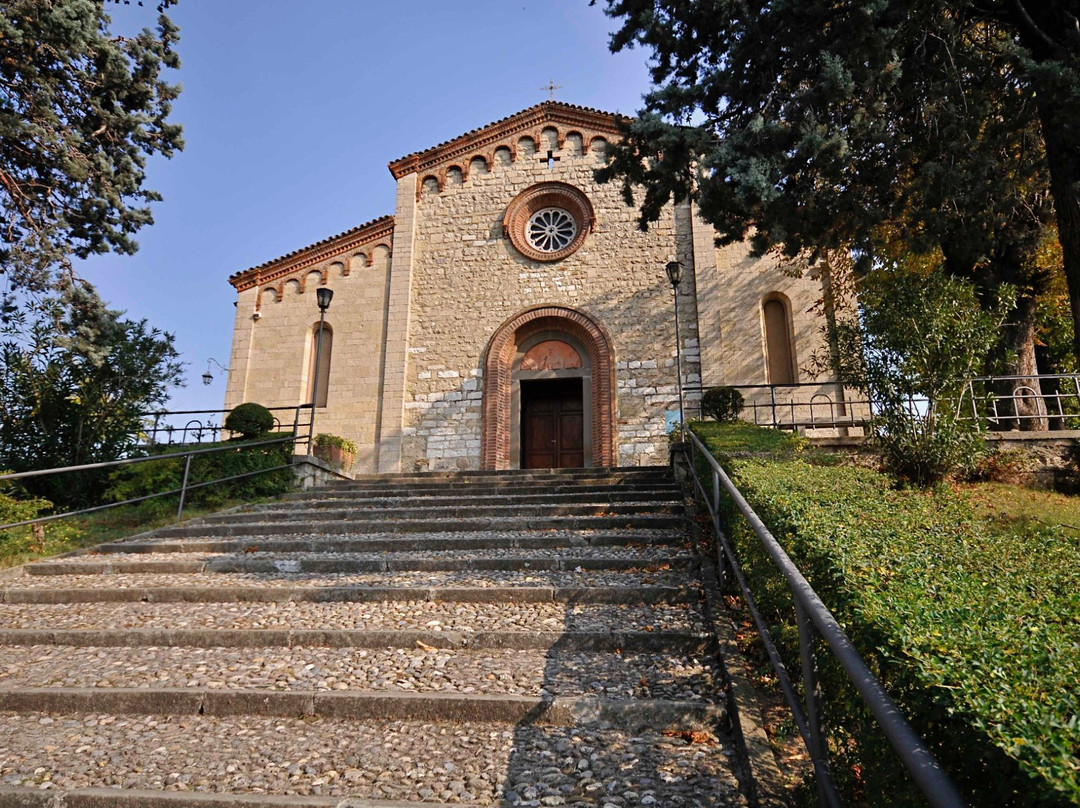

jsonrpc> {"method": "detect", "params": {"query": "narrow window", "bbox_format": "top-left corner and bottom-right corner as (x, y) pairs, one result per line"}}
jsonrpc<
(763, 298), (795, 385)
(307, 322), (333, 407)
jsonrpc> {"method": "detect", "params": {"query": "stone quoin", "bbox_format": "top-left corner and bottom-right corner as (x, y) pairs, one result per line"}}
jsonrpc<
(224, 101), (832, 473)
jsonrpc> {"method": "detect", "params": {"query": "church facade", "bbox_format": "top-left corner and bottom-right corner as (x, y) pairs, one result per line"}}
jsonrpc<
(224, 102), (829, 474)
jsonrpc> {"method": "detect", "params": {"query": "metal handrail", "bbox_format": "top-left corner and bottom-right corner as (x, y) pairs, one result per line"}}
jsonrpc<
(0, 433), (299, 531)
(690, 372), (1080, 432)
(140, 404), (313, 448)
(682, 428), (966, 807)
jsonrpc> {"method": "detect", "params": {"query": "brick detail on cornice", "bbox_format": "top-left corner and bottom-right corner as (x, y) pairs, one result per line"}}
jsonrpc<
(480, 305), (617, 470)
(229, 215), (395, 292)
(388, 101), (628, 181)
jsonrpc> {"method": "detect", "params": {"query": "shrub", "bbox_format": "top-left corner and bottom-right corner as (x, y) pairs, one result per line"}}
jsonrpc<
(969, 447), (1035, 484)
(106, 435), (294, 509)
(694, 423), (1079, 806)
(872, 408), (985, 486)
(223, 402), (274, 439)
(313, 433), (357, 454)
(701, 386), (744, 423)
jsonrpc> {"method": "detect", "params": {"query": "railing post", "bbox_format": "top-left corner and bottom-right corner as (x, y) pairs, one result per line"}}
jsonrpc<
(796, 598), (839, 807)
(770, 385), (778, 428)
(711, 467), (726, 587)
(177, 454), (193, 521)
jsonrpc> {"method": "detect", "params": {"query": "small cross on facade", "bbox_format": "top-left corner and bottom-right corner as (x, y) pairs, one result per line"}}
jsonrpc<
(542, 150), (560, 171)
(541, 79), (562, 101)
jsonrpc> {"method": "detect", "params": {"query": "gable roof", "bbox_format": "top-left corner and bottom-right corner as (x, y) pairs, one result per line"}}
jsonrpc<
(228, 215), (395, 292)
(387, 101), (628, 179)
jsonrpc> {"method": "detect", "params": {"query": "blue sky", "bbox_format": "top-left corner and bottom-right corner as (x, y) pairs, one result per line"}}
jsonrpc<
(80, 0), (654, 412)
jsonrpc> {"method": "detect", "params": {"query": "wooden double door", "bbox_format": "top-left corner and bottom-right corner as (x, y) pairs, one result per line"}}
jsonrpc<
(521, 378), (585, 469)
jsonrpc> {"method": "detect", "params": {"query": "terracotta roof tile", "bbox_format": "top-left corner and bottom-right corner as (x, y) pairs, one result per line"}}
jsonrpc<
(387, 101), (629, 179)
(228, 214), (394, 291)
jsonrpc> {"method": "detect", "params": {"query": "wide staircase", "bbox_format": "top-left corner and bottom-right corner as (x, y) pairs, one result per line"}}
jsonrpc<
(0, 467), (751, 807)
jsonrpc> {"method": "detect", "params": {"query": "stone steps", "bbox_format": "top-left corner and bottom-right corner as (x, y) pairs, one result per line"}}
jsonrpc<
(284, 489), (681, 506)
(188, 502), (685, 526)
(148, 514), (687, 539)
(0, 601), (706, 633)
(24, 549), (693, 577)
(0, 468), (751, 806)
(94, 529), (684, 555)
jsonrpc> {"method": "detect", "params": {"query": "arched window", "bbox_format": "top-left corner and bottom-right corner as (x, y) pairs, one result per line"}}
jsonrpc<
(307, 322), (333, 407)
(763, 297), (796, 385)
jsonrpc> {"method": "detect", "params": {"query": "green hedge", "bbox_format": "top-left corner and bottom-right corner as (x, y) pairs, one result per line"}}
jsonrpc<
(106, 434), (295, 510)
(694, 423), (1079, 807)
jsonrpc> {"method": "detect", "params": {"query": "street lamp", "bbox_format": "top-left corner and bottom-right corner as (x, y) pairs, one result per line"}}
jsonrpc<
(665, 261), (686, 436)
(201, 358), (230, 386)
(307, 287), (334, 451)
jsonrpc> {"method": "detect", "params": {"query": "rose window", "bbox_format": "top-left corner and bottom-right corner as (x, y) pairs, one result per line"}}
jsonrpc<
(526, 208), (578, 253)
(503, 182), (595, 263)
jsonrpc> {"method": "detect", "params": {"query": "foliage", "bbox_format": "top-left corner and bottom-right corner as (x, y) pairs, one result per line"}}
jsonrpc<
(693, 422), (1080, 806)
(690, 419), (805, 459)
(968, 448), (1036, 484)
(224, 403), (274, 439)
(0, 0), (182, 295)
(0, 291), (183, 507)
(594, 0), (1080, 362)
(700, 386), (744, 423)
(0, 485), (50, 528)
(835, 270), (1009, 485)
(314, 433), (357, 454)
(0, 495), (248, 571)
(105, 434), (294, 510)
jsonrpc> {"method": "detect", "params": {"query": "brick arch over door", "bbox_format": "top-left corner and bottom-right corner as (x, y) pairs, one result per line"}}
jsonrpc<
(481, 306), (617, 470)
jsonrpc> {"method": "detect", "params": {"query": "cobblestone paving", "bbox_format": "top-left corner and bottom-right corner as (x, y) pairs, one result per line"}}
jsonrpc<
(0, 469), (751, 806)
(0, 715), (744, 805)
(0, 601), (707, 632)
(0, 645), (720, 699)
(30, 546), (691, 565)
(1, 568), (693, 590)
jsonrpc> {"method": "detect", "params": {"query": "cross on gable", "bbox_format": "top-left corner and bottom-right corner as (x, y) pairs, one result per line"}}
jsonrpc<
(541, 150), (560, 171)
(541, 79), (562, 101)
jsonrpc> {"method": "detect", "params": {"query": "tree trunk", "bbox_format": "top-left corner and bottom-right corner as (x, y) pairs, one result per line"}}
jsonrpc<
(997, 293), (1048, 431)
(1036, 94), (1080, 366)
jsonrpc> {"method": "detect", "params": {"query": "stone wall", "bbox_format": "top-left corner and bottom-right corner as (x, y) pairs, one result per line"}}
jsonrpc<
(396, 126), (700, 471)
(224, 246), (392, 472)
(223, 104), (835, 474)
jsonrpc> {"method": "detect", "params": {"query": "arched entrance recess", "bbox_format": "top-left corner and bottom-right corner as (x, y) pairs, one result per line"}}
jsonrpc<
(481, 305), (617, 470)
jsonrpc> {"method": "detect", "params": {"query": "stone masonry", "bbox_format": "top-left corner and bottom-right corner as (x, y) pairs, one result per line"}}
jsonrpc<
(225, 102), (829, 473)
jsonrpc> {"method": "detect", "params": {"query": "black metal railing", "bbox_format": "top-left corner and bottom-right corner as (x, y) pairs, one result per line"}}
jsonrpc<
(694, 373), (1080, 432)
(0, 432), (301, 532)
(682, 428), (966, 808)
(138, 404), (314, 448)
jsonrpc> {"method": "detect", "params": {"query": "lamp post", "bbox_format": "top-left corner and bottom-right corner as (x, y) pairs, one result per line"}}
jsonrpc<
(308, 287), (334, 452)
(665, 261), (686, 437)
(201, 358), (230, 386)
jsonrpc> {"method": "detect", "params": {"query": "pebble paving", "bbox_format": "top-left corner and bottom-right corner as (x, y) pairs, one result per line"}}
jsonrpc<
(0, 569), (693, 590)
(0, 468), (751, 806)
(0, 645), (720, 699)
(0, 715), (745, 805)
(29, 546), (691, 565)
(0, 601), (707, 632)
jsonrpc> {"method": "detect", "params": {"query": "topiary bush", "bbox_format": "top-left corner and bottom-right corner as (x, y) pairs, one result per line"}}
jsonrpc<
(224, 402), (275, 439)
(701, 386), (744, 423)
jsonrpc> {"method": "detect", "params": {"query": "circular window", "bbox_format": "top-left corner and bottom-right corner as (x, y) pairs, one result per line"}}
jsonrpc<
(527, 208), (577, 253)
(503, 182), (595, 262)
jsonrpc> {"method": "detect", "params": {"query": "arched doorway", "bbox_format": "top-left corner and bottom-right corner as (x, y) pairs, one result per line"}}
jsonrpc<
(480, 306), (616, 470)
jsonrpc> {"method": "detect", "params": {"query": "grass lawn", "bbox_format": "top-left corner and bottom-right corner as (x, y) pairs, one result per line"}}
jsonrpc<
(0, 498), (257, 570)
(961, 481), (1080, 533)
